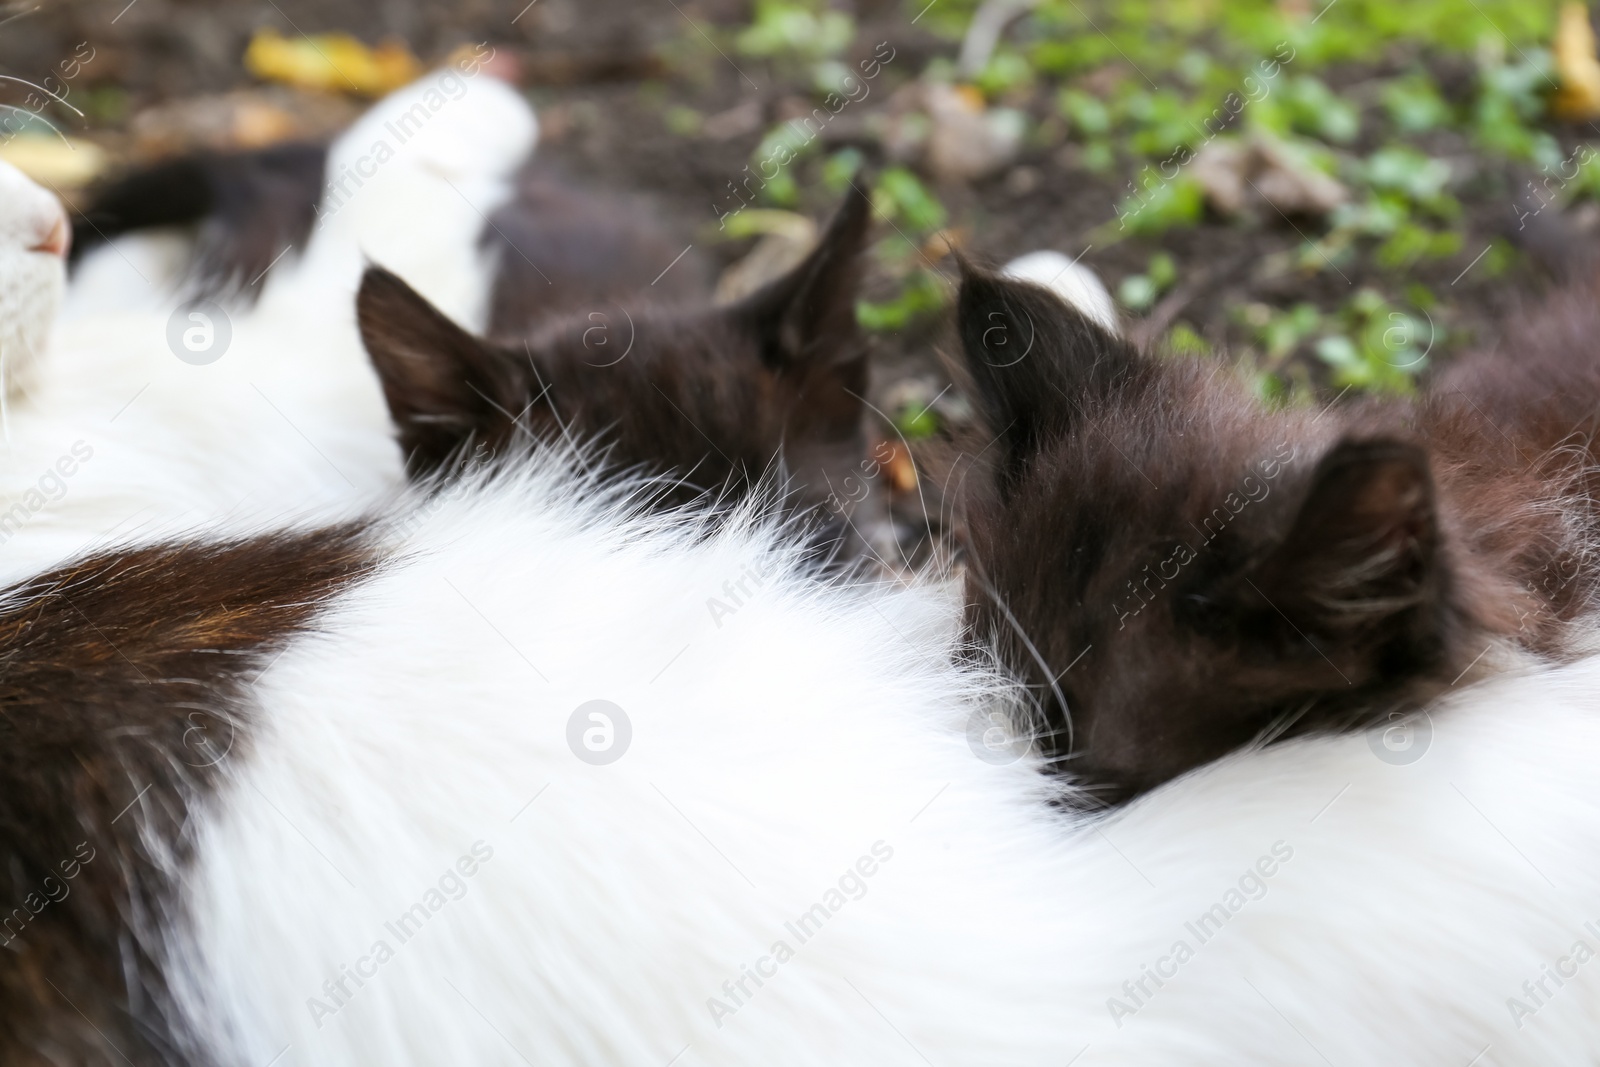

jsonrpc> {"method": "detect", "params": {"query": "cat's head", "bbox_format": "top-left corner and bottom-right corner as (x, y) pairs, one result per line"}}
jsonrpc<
(955, 266), (1462, 798)
(0, 160), (69, 393)
(357, 185), (873, 531)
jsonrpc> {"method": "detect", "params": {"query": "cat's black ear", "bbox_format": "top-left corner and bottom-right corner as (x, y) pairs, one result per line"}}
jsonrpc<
(1251, 438), (1441, 663)
(357, 266), (526, 478)
(733, 181), (873, 370)
(956, 265), (1137, 483)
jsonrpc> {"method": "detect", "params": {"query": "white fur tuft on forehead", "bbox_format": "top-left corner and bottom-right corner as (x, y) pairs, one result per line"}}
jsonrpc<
(0, 161), (67, 399)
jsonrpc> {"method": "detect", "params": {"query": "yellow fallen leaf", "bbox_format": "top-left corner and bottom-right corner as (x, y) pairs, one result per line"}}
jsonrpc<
(1553, 2), (1600, 120)
(880, 441), (919, 494)
(244, 28), (421, 97)
(0, 134), (110, 188)
(951, 84), (987, 113)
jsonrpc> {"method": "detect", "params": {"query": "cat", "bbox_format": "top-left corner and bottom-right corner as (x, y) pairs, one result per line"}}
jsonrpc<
(0, 159), (69, 398)
(953, 258), (1600, 798)
(10, 150), (1600, 1067)
(63, 70), (867, 540)
(69, 140), (328, 301)
(9, 64), (1600, 1067)
(0, 66), (537, 586)
(356, 183), (871, 532)
(4, 405), (1600, 1064)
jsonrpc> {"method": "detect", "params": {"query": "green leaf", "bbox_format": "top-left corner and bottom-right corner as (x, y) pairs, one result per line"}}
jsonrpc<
(1057, 88), (1111, 137)
(894, 402), (942, 440)
(874, 167), (947, 232)
(1148, 252), (1178, 290)
(857, 269), (947, 332)
(737, 1), (855, 61)
(1118, 274), (1157, 311)
(1382, 74), (1453, 133)
(1167, 323), (1211, 357)
(1110, 176), (1204, 238)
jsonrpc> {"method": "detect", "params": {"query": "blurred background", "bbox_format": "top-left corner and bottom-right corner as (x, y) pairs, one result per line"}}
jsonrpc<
(0, 0), (1592, 547)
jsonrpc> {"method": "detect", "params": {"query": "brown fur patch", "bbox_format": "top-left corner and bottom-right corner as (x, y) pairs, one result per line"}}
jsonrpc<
(0, 526), (375, 1063)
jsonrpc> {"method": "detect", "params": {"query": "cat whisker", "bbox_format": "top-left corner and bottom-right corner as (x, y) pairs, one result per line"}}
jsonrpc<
(0, 74), (83, 117)
(969, 572), (1075, 754)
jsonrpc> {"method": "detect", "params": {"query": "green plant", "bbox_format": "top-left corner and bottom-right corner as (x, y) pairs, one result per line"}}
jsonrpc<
(1382, 73), (1454, 133)
(873, 167), (948, 232)
(1166, 322), (1212, 357)
(737, 0), (855, 61)
(1315, 289), (1434, 393)
(1117, 253), (1178, 312)
(857, 269), (947, 332)
(1109, 175), (1204, 239)
(1474, 52), (1561, 167)
(894, 399), (942, 439)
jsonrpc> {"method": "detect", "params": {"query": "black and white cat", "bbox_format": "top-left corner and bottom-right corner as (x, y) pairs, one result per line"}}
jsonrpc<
(2, 348), (1598, 1066)
(3, 66), (1600, 1067)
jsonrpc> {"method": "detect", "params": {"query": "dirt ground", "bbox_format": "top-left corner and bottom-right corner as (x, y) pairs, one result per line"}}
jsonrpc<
(2, 1), (1559, 329)
(0, 0), (1578, 561)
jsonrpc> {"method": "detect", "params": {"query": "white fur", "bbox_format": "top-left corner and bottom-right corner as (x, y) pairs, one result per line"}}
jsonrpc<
(155, 451), (1600, 1066)
(0, 70), (536, 583)
(1002, 250), (1119, 335)
(6, 63), (1600, 1067)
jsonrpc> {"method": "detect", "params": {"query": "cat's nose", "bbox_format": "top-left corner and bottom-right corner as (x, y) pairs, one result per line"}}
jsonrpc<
(28, 206), (70, 258)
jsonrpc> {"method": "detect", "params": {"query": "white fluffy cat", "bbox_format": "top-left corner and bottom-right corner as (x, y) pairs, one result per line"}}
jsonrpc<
(0, 69), (1595, 1067)
(0, 65), (534, 583)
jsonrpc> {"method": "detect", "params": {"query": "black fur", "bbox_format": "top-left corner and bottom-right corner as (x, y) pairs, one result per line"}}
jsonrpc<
(955, 264), (1600, 800)
(360, 185), (875, 533)
(72, 143), (328, 300)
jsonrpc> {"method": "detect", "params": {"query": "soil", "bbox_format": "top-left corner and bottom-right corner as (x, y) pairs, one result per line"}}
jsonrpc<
(0, 0), (1580, 563)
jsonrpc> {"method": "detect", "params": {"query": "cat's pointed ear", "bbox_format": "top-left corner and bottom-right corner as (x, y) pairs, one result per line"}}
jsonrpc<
(1251, 438), (1441, 657)
(733, 181), (873, 369)
(357, 266), (525, 478)
(956, 263), (1138, 483)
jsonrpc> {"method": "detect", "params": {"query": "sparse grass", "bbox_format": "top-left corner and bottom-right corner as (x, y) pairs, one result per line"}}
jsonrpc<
(684, 0), (1591, 394)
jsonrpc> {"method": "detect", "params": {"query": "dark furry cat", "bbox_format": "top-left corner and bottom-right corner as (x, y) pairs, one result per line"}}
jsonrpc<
(357, 186), (873, 529)
(955, 263), (1600, 799)
(78, 145), (872, 537)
